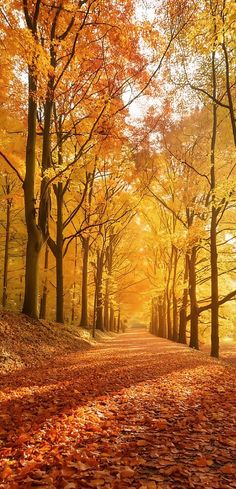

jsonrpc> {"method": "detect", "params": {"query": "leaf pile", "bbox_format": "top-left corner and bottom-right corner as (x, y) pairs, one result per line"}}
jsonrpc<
(0, 329), (236, 488)
(0, 311), (96, 373)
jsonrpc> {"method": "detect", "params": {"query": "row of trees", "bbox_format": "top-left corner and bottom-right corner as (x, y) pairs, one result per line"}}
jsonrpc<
(0, 0), (235, 355)
(147, 0), (236, 357)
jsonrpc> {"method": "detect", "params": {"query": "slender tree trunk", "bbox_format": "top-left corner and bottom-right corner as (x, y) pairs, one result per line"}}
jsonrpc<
(179, 254), (188, 344)
(166, 246), (174, 339)
(222, 41), (236, 146)
(117, 309), (121, 333)
(109, 304), (115, 331)
(39, 244), (49, 319)
(2, 189), (11, 308)
(167, 294), (172, 340)
(55, 183), (64, 323)
(188, 246), (199, 349)
(172, 246), (178, 342)
(158, 298), (165, 337)
(210, 49), (219, 358)
(151, 298), (158, 335)
(106, 233), (114, 332)
(71, 238), (78, 324)
(92, 280), (97, 338)
(104, 279), (109, 331)
(80, 237), (89, 328)
(155, 299), (159, 335)
(162, 293), (167, 338)
(96, 249), (104, 331)
(150, 298), (155, 334)
(211, 206), (219, 357)
(23, 69), (42, 318)
(172, 294), (178, 342)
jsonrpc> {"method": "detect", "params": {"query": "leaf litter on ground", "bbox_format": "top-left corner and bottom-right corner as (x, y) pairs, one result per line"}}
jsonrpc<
(0, 321), (236, 488)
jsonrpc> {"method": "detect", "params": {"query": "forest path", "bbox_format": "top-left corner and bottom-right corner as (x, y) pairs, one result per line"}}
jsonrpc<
(0, 329), (236, 488)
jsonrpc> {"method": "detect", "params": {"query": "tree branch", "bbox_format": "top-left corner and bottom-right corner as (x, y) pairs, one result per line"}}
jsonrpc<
(0, 151), (24, 183)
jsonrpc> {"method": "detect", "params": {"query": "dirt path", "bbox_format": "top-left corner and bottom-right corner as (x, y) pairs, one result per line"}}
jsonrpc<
(0, 330), (235, 488)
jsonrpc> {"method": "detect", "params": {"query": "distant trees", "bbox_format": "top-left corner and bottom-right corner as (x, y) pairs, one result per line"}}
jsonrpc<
(140, 107), (236, 358)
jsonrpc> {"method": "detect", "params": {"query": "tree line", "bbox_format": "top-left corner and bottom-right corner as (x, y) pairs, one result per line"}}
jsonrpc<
(0, 0), (235, 354)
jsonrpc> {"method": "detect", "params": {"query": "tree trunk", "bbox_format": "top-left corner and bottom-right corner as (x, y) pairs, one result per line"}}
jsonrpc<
(105, 233), (114, 331)
(151, 298), (157, 334)
(222, 41), (236, 147)
(23, 232), (42, 318)
(211, 206), (219, 357)
(80, 237), (89, 328)
(167, 294), (172, 340)
(188, 246), (199, 349)
(172, 294), (178, 342)
(22, 69), (42, 318)
(39, 244), (49, 319)
(158, 298), (165, 337)
(166, 246), (174, 340)
(95, 249), (104, 331)
(92, 280), (97, 338)
(179, 254), (188, 344)
(104, 279), (109, 331)
(71, 238), (78, 324)
(2, 188), (11, 308)
(150, 297), (155, 334)
(109, 304), (115, 331)
(172, 246), (178, 342)
(55, 183), (64, 323)
(162, 293), (167, 338)
(117, 309), (121, 333)
(210, 49), (219, 358)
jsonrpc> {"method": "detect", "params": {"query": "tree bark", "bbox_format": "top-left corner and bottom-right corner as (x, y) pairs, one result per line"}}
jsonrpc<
(172, 246), (178, 342)
(210, 49), (219, 358)
(166, 246), (174, 339)
(95, 249), (104, 331)
(39, 244), (49, 319)
(22, 68), (42, 318)
(80, 237), (89, 328)
(179, 254), (188, 344)
(55, 182), (64, 323)
(221, 41), (236, 147)
(71, 238), (78, 324)
(158, 297), (165, 337)
(104, 278), (109, 331)
(109, 304), (115, 331)
(167, 294), (172, 340)
(117, 309), (121, 333)
(2, 184), (11, 308)
(188, 246), (199, 349)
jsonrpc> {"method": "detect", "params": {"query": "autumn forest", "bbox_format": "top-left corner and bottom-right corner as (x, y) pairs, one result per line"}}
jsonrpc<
(0, 1), (236, 487)
(1, 0), (236, 358)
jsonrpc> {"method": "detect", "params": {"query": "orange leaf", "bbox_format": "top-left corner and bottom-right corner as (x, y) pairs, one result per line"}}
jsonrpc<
(137, 439), (149, 447)
(195, 457), (208, 467)
(18, 433), (30, 444)
(220, 464), (236, 474)
(120, 467), (135, 478)
(1, 465), (13, 479)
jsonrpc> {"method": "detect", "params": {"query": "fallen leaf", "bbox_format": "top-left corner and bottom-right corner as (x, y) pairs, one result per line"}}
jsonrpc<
(220, 464), (236, 474)
(120, 467), (135, 478)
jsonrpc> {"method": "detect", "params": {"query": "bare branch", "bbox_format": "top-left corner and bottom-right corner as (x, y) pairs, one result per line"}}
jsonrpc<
(0, 151), (24, 183)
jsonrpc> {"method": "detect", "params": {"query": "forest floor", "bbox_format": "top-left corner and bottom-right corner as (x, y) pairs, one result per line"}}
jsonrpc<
(0, 322), (236, 489)
(0, 311), (113, 374)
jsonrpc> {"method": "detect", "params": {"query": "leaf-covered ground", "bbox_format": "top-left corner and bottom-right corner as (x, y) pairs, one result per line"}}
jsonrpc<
(0, 312), (98, 373)
(0, 329), (236, 488)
